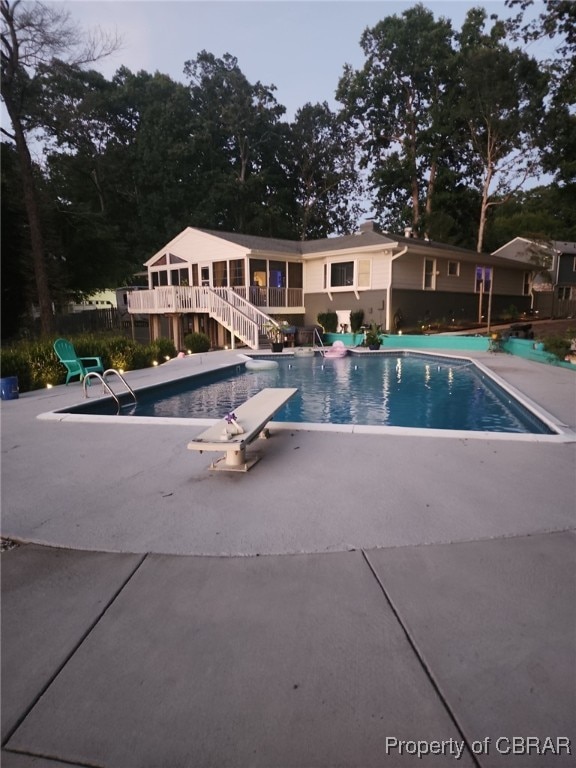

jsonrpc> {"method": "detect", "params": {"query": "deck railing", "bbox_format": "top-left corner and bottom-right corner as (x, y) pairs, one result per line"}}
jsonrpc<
(127, 286), (282, 349)
(127, 285), (303, 313)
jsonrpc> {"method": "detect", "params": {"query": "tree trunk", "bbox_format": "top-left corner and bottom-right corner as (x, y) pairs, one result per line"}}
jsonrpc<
(6, 99), (54, 335)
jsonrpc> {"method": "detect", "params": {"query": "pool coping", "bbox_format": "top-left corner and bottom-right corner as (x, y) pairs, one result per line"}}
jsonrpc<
(37, 349), (576, 443)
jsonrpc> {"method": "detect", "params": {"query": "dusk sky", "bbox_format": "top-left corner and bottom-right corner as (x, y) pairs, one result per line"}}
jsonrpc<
(60, 0), (553, 120)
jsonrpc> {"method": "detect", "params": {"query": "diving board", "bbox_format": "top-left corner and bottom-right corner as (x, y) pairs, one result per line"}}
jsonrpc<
(187, 387), (297, 472)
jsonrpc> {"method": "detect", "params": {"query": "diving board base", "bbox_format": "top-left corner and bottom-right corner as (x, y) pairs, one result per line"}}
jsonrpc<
(210, 450), (261, 473)
(187, 387), (297, 472)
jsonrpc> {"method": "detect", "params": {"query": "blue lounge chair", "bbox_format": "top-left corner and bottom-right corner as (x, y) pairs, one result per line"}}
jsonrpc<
(53, 338), (104, 384)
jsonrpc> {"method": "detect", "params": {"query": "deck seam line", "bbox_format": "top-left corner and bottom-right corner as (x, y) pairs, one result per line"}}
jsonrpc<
(1, 553), (148, 749)
(361, 549), (483, 768)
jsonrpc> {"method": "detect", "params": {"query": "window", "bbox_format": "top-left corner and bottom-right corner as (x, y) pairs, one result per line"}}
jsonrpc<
(230, 259), (244, 287)
(475, 266), (492, 293)
(424, 259), (436, 290)
(330, 261), (354, 287)
(558, 286), (573, 300)
(269, 261), (286, 289)
(447, 261), (460, 277)
(152, 270), (168, 286)
(171, 268), (189, 286)
(523, 272), (531, 296)
(249, 259), (267, 286)
(213, 261), (228, 287)
(288, 262), (303, 289)
(573, 257), (576, 272)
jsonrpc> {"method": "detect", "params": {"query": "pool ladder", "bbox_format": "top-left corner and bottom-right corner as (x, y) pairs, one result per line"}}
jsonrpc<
(83, 369), (137, 413)
(314, 327), (326, 357)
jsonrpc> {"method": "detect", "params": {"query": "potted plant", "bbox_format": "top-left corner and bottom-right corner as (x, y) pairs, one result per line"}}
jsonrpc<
(266, 322), (285, 352)
(364, 324), (382, 350)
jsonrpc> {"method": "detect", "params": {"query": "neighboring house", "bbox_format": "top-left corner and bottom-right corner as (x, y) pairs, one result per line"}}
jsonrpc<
(127, 222), (537, 350)
(64, 289), (117, 313)
(493, 237), (576, 317)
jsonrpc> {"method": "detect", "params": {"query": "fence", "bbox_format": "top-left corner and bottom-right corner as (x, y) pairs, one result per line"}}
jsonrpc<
(30, 309), (149, 341)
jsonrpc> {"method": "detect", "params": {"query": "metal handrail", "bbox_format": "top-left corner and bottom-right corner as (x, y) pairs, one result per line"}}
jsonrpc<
(314, 328), (326, 357)
(83, 369), (137, 413)
(103, 369), (137, 405)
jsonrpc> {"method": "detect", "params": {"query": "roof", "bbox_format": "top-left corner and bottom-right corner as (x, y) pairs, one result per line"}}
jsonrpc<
(552, 240), (576, 255)
(172, 226), (536, 270)
(197, 227), (398, 255)
(198, 226), (500, 258)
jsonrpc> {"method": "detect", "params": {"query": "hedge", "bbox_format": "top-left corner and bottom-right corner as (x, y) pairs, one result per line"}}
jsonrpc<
(0, 335), (178, 393)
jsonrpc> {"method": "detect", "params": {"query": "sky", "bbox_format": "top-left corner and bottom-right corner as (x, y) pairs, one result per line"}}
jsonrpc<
(58, 0), (554, 121)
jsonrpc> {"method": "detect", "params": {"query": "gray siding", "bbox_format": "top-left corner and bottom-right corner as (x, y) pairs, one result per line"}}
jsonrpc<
(304, 290), (387, 330)
(392, 254), (528, 295)
(391, 290), (531, 330)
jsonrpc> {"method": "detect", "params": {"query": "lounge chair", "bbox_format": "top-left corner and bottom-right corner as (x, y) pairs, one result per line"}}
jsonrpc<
(53, 338), (104, 384)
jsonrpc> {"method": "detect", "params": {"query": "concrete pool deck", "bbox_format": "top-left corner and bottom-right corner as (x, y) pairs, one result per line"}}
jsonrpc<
(1, 348), (575, 766)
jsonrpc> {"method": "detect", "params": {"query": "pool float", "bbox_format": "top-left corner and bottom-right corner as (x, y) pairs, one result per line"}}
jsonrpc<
(323, 340), (349, 358)
(244, 358), (279, 371)
(237, 353), (279, 371)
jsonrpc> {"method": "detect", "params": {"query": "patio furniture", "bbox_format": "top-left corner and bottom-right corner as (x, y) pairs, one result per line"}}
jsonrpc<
(53, 338), (104, 384)
(187, 387), (297, 472)
(488, 333), (504, 353)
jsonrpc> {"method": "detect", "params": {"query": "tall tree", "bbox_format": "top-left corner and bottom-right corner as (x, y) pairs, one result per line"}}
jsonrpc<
(183, 51), (293, 236)
(336, 3), (456, 235)
(19, 62), (199, 292)
(505, 0), (576, 185)
(456, 8), (549, 251)
(0, 0), (119, 333)
(1, 141), (29, 337)
(288, 102), (364, 239)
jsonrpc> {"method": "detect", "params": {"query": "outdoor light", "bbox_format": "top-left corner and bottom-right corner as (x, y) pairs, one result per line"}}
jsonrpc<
(164, 355), (170, 361)
(46, 383), (53, 389)
(119, 369), (124, 374)
(224, 345), (229, 350)
(398, 330), (403, 335)
(187, 350), (192, 355)
(153, 360), (159, 366)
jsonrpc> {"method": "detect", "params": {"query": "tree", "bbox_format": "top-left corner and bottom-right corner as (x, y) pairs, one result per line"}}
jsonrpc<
(336, 4), (456, 235)
(455, 8), (549, 251)
(0, 0), (119, 334)
(504, 0), (576, 185)
(38, 63), (200, 272)
(1, 141), (29, 337)
(183, 51), (294, 236)
(287, 102), (364, 239)
(485, 185), (576, 251)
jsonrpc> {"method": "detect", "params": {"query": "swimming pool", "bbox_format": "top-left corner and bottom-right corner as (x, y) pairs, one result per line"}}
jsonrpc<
(57, 352), (556, 434)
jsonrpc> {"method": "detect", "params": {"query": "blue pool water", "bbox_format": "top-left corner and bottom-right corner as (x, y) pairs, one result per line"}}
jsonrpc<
(63, 353), (554, 434)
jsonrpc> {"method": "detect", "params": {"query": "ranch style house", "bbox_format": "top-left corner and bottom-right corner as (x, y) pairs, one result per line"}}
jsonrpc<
(126, 221), (538, 350)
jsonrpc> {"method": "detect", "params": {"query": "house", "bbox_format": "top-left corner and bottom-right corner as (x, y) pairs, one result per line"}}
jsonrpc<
(127, 222), (537, 350)
(493, 237), (576, 317)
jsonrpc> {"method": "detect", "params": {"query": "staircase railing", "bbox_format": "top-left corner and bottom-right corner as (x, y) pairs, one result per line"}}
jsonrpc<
(127, 286), (280, 350)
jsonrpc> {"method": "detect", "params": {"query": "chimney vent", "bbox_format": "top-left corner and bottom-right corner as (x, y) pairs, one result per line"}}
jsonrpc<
(359, 220), (379, 233)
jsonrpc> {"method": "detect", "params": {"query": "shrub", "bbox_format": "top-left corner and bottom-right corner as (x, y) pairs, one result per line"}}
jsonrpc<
(317, 310), (338, 334)
(150, 337), (177, 360)
(542, 336), (571, 361)
(350, 309), (365, 333)
(184, 332), (211, 353)
(0, 334), (177, 393)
